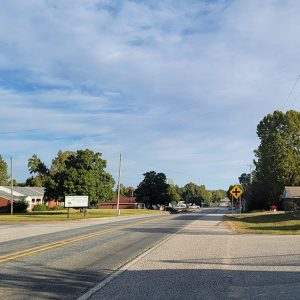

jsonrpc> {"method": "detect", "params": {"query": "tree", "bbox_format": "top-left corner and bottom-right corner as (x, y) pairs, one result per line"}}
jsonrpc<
(116, 184), (135, 197)
(135, 171), (169, 208)
(211, 190), (226, 203)
(44, 149), (115, 206)
(166, 183), (181, 205)
(0, 155), (9, 185)
(25, 176), (44, 187)
(253, 110), (300, 208)
(238, 173), (251, 189)
(26, 154), (49, 186)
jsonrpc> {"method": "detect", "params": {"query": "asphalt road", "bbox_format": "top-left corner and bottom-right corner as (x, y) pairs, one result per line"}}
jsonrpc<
(0, 212), (200, 299)
(87, 207), (300, 300)
(1, 208), (299, 300)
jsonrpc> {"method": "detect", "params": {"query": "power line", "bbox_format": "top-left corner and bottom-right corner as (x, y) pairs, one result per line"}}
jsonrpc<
(289, 89), (300, 109)
(281, 73), (300, 111)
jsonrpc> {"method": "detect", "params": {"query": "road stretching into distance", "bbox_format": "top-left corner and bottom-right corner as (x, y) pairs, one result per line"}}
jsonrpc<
(0, 208), (299, 299)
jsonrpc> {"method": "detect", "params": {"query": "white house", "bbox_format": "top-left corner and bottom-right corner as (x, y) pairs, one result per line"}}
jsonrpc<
(282, 186), (300, 212)
(0, 186), (45, 211)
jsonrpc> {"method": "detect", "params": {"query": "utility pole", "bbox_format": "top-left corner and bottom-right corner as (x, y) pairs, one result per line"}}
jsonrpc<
(247, 163), (253, 184)
(116, 153), (122, 216)
(10, 156), (13, 215)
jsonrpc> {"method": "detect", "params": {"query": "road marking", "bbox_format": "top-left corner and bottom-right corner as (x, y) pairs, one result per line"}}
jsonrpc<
(0, 216), (167, 264)
(77, 222), (188, 300)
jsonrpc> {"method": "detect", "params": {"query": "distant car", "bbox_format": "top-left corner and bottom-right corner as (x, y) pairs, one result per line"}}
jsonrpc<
(165, 206), (179, 214)
(190, 205), (200, 209)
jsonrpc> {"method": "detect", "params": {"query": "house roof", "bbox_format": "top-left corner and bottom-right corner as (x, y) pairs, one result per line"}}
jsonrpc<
(283, 186), (300, 198)
(0, 191), (10, 200)
(0, 190), (23, 201)
(0, 186), (45, 197)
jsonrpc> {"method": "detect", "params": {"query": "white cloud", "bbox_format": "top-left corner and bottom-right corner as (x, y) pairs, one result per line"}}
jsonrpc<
(0, 0), (300, 189)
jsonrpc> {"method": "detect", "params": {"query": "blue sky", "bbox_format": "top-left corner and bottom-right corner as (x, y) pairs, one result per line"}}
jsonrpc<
(1, 0), (300, 189)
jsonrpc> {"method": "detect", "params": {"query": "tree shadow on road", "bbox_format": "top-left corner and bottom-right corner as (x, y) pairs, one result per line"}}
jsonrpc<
(0, 264), (112, 299)
(87, 268), (300, 300)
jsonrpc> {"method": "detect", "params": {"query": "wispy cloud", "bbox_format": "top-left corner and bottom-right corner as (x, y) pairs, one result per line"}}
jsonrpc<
(0, 0), (300, 188)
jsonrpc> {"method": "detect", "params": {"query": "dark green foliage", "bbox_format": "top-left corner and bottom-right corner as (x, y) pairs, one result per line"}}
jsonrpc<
(50, 205), (64, 211)
(32, 204), (48, 211)
(26, 154), (49, 187)
(238, 173), (251, 189)
(166, 183), (181, 204)
(211, 189), (226, 203)
(135, 171), (169, 208)
(183, 182), (212, 205)
(14, 199), (28, 213)
(252, 110), (300, 209)
(25, 176), (44, 187)
(44, 149), (115, 206)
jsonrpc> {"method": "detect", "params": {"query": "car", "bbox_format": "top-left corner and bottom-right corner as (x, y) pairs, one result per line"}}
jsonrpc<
(190, 205), (200, 209)
(165, 206), (179, 214)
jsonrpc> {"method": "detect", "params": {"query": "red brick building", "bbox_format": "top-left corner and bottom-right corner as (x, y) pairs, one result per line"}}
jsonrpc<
(99, 197), (138, 209)
(0, 194), (10, 213)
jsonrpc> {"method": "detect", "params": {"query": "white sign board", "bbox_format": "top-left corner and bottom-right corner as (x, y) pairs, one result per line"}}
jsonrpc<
(65, 196), (89, 208)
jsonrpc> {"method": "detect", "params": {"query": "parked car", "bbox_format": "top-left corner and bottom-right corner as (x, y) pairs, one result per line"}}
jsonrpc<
(190, 205), (200, 209)
(165, 206), (179, 214)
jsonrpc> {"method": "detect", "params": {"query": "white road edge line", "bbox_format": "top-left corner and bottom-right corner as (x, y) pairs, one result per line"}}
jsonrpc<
(77, 222), (189, 300)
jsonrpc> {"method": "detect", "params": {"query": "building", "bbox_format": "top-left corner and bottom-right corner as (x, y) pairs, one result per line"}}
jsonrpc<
(99, 197), (138, 209)
(0, 186), (45, 211)
(282, 186), (300, 212)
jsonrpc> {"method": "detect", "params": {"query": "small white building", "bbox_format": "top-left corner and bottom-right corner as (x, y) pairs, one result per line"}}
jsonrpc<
(0, 186), (45, 211)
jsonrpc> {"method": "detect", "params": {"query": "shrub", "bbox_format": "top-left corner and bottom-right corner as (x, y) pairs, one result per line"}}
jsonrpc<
(14, 199), (29, 213)
(285, 201), (299, 212)
(33, 204), (48, 211)
(50, 205), (65, 211)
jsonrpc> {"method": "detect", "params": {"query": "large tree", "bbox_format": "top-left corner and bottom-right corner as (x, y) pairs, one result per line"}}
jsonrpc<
(135, 171), (169, 208)
(211, 189), (226, 203)
(26, 154), (49, 186)
(166, 183), (181, 205)
(44, 149), (115, 206)
(253, 110), (300, 208)
(183, 182), (212, 205)
(0, 155), (9, 185)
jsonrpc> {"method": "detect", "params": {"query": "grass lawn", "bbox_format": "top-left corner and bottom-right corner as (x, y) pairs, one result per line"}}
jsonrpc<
(225, 211), (300, 235)
(0, 209), (167, 222)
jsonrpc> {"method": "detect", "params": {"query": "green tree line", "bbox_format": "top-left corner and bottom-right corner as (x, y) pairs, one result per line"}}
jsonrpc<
(237, 110), (300, 210)
(0, 150), (226, 208)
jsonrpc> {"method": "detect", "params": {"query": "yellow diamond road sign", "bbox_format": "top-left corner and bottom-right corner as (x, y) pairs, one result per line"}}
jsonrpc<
(230, 185), (244, 200)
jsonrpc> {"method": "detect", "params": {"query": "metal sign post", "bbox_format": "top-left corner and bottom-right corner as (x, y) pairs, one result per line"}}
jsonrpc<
(239, 196), (242, 214)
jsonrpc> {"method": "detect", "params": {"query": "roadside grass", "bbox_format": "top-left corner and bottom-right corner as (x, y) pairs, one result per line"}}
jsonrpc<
(225, 211), (300, 235)
(0, 209), (167, 222)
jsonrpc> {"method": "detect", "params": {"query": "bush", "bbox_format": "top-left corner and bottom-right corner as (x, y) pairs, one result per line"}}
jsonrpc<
(14, 199), (29, 213)
(50, 205), (65, 211)
(285, 201), (299, 212)
(33, 204), (49, 211)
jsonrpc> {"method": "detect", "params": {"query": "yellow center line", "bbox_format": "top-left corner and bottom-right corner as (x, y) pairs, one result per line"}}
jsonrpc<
(0, 216), (166, 264)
